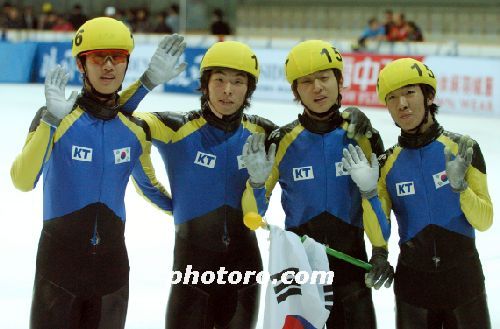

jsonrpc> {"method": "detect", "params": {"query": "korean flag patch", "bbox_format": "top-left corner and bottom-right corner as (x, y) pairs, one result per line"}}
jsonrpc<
(114, 147), (131, 164)
(432, 170), (449, 189)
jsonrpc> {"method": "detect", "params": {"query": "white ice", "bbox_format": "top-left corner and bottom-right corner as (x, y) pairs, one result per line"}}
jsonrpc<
(1, 84), (499, 328)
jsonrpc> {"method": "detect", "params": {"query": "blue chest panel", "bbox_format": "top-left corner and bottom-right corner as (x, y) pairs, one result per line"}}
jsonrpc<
(278, 128), (362, 229)
(44, 113), (142, 221)
(154, 124), (252, 224)
(385, 141), (474, 243)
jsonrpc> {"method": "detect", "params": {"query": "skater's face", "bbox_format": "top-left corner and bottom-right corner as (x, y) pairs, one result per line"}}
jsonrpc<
(296, 69), (341, 114)
(386, 84), (434, 133)
(206, 68), (249, 116)
(77, 49), (128, 95)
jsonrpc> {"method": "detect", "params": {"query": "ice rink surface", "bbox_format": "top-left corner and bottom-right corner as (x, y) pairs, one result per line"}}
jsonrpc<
(1, 84), (499, 328)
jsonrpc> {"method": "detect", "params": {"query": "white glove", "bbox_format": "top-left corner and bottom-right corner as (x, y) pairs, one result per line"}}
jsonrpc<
(140, 34), (187, 90)
(242, 133), (276, 188)
(445, 135), (473, 192)
(342, 144), (379, 199)
(43, 65), (78, 127)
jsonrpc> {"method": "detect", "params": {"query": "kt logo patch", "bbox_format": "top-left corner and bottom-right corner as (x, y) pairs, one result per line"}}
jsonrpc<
(432, 170), (449, 189)
(194, 151), (216, 168)
(114, 147), (131, 164)
(293, 166), (314, 181)
(396, 181), (415, 196)
(72, 145), (93, 162)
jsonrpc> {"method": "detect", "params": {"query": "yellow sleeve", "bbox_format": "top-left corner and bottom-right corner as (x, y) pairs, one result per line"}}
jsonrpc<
(134, 112), (175, 143)
(11, 114), (54, 192)
(459, 167), (493, 231)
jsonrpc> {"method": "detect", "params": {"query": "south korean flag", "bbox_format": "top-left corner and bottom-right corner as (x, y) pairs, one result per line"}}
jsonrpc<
(264, 225), (331, 329)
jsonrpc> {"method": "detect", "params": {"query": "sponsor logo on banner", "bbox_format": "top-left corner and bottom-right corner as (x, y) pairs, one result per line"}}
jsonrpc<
(432, 170), (449, 189)
(72, 145), (92, 162)
(293, 166), (314, 181)
(114, 147), (131, 164)
(194, 151), (216, 168)
(396, 181), (415, 196)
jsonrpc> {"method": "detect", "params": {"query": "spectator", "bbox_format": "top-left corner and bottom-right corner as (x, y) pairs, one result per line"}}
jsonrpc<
(68, 4), (87, 30)
(38, 2), (56, 30)
(131, 7), (152, 33)
(5, 5), (24, 29)
(22, 5), (37, 29)
(1, 2), (12, 28)
(210, 8), (231, 36)
(52, 14), (73, 31)
(407, 21), (424, 41)
(357, 17), (385, 49)
(153, 11), (172, 33)
(387, 12), (408, 42)
(383, 9), (394, 39)
(166, 4), (179, 33)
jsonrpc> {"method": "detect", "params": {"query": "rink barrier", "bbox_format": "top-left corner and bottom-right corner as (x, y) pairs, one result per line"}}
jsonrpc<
(0, 41), (499, 116)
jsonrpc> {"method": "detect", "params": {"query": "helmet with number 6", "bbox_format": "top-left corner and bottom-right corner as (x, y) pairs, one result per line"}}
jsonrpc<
(71, 17), (134, 57)
(377, 57), (437, 104)
(200, 41), (259, 80)
(285, 40), (343, 84)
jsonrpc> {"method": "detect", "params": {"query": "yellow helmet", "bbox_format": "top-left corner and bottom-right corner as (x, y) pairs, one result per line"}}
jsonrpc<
(377, 57), (437, 104)
(200, 41), (259, 80)
(285, 40), (343, 84)
(71, 17), (134, 57)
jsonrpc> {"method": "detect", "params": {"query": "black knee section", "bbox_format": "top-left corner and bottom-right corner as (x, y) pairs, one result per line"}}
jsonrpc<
(166, 283), (211, 329)
(225, 282), (260, 329)
(326, 281), (376, 329)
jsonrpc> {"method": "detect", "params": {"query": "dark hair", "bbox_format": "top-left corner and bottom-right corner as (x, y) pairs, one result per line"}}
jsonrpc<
(198, 69), (257, 110)
(291, 68), (343, 104)
(420, 84), (439, 116)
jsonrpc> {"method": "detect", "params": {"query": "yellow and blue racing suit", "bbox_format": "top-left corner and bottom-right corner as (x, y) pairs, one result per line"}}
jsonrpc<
(368, 122), (492, 327)
(133, 104), (277, 328)
(11, 81), (169, 328)
(242, 111), (386, 328)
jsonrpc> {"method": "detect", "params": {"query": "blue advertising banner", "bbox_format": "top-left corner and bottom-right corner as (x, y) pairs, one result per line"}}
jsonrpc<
(164, 47), (206, 94)
(0, 42), (37, 83)
(32, 42), (80, 85)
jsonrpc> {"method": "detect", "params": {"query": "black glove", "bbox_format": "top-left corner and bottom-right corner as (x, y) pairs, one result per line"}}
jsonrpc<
(341, 107), (375, 139)
(365, 247), (394, 289)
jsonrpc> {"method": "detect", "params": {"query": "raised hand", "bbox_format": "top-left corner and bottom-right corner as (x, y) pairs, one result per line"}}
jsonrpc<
(43, 65), (78, 126)
(342, 144), (379, 199)
(445, 135), (473, 192)
(141, 34), (187, 90)
(241, 133), (276, 188)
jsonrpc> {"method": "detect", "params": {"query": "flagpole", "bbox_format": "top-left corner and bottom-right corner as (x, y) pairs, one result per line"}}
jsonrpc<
(244, 212), (373, 271)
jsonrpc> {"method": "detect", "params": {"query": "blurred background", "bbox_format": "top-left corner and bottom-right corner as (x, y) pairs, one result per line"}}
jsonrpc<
(1, 0), (499, 114)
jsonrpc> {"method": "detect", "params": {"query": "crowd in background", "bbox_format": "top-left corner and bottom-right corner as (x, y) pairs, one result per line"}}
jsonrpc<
(0, 1), (232, 35)
(2, 2), (424, 45)
(356, 9), (424, 50)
